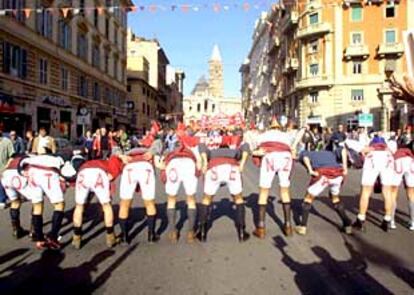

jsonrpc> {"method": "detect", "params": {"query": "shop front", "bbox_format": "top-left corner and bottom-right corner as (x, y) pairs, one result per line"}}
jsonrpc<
(0, 93), (31, 136)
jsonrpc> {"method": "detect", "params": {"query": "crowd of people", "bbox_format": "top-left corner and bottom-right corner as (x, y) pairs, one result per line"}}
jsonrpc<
(0, 117), (413, 251)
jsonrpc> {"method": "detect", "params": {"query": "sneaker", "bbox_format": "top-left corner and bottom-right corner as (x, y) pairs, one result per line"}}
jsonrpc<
(35, 241), (48, 250)
(295, 226), (307, 235)
(46, 238), (61, 250)
(0, 203), (6, 210)
(106, 233), (120, 248)
(390, 220), (397, 230)
(343, 225), (353, 235)
(409, 222), (414, 231)
(252, 227), (266, 239)
(167, 231), (178, 243)
(12, 227), (29, 239)
(186, 231), (196, 244)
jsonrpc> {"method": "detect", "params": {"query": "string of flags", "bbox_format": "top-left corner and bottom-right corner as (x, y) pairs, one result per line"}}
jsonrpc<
(0, 1), (365, 17)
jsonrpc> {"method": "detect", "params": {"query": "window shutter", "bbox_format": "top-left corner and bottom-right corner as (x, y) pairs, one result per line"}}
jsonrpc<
(20, 48), (27, 78)
(48, 12), (53, 39)
(36, 10), (42, 33)
(68, 25), (72, 51)
(3, 42), (11, 73)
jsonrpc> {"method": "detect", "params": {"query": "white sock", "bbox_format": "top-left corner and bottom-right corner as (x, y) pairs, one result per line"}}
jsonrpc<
(357, 214), (366, 221)
(384, 215), (392, 222)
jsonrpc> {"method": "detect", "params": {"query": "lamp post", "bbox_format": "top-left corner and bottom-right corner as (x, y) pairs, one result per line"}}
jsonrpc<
(378, 62), (395, 132)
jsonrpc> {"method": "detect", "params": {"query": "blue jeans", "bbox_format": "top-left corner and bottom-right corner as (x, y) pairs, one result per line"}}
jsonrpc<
(0, 182), (6, 203)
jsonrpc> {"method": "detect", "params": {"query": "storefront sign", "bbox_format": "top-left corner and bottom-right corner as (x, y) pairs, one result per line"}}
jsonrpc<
(0, 93), (16, 113)
(41, 96), (71, 108)
(358, 113), (373, 127)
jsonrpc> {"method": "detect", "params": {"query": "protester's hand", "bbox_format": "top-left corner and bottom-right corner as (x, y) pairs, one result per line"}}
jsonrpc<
(238, 164), (245, 173)
(253, 148), (265, 157)
(309, 170), (319, 177)
(390, 74), (414, 103)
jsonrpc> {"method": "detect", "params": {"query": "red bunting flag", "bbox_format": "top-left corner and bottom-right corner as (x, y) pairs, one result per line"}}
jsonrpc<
(61, 7), (70, 18)
(181, 4), (190, 12)
(130, 6), (137, 13)
(23, 8), (31, 18)
(213, 3), (221, 12)
(149, 4), (157, 12)
(242, 2), (250, 11)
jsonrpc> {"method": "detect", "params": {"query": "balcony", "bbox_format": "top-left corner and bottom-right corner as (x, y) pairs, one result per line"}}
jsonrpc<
(296, 75), (334, 89)
(377, 43), (404, 57)
(344, 44), (370, 60)
(343, 0), (363, 6)
(305, 1), (322, 11)
(281, 11), (299, 33)
(290, 58), (299, 70)
(297, 23), (332, 39)
(268, 36), (280, 54)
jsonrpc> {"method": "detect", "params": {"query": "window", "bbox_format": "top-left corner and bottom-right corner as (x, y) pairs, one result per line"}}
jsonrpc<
(385, 30), (396, 44)
(2, 42), (27, 79)
(3, 0), (26, 22)
(93, 82), (100, 101)
(61, 67), (68, 90)
(147, 104), (150, 116)
(79, 75), (88, 97)
(351, 89), (364, 101)
(351, 32), (362, 45)
(58, 19), (71, 50)
(351, 6), (362, 22)
(113, 57), (118, 79)
(309, 13), (318, 25)
(127, 85), (131, 92)
(353, 61), (362, 74)
(310, 64), (319, 76)
(92, 44), (100, 68)
(39, 58), (48, 84)
(105, 17), (110, 39)
(79, 0), (85, 15)
(309, 92), (318, 104)
(212, 104), (215, 113)
(197, 103), (201, 112)
(94, 8), (98, 27)
(37, 7), (53, 39)
(142, 102), (146, 114)
(385, 4), (395, 18)
(104, 49), (109, 73)
(309, 39), (318, 53)
(77, 32), (88, 61)
(114, 26), (118, 45)
(204, 100), (208, 111)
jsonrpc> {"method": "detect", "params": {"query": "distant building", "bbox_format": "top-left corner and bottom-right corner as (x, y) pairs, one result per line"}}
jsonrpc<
(241, 0), (413, 131)
(183, 45), (242, 124)
(0, 0), (133, 139)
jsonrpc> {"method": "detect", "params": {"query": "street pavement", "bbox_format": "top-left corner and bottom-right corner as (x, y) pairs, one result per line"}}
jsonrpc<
(0, 162), (413, 294)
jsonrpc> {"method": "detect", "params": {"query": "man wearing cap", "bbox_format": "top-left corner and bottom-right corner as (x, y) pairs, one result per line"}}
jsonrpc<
(353, 136), (396, 232)
(72, 153), (129, 249)
(198, 134), (250, 242)
(160, 132), (202, 243)
(296, 145), (352, 235)
(117, 122), (164, 244)
(251, 117), (304, 238)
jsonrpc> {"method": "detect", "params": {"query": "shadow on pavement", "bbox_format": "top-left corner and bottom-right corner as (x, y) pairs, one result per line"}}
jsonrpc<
(273, 236), (394, 295)
(245, 193), (286, 231)
(0, 243), (139, 294)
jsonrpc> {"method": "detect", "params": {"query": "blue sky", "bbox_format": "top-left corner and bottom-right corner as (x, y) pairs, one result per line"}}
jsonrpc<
(128, 1), (273, 97)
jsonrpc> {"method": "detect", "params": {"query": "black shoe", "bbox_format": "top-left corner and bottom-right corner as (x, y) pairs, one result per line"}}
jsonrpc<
(381, 220), (390, 232)
(352, 219), (366, 232)
(237, 226), (250, 242)
(13, 227), (29, 239)
(148, 232), (160, 243)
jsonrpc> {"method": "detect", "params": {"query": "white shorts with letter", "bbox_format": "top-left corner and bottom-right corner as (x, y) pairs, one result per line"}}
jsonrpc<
(166, 158), (198, 196)
(259, 151), (293, 189)
(307, 176), (343, 197)
(391, 156), (414, 187)
(204, 164), (242, 196)
(75, 168), (111, 205)
(1, 169), (43, 203)
(27, 167), (64, 204)
(120, 161), (155, 201)
(361, 151), (395, 186)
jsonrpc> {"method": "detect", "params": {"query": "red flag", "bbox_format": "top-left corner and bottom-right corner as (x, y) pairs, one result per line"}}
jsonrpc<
(150, 121), (160, 136)
(61, 7), (70, 18)
(23, 8), (31, 18)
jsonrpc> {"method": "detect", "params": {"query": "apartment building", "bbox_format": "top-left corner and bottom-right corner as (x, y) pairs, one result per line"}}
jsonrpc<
(0, 0), (132, 139)
(242, 0), (414, 131)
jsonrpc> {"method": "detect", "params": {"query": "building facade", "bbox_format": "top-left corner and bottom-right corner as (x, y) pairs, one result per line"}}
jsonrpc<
(127, 30), (184, 132)
(0, 0), (132, 140)
(242, 0), (413, 131)
(183, 45), (242, 124)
